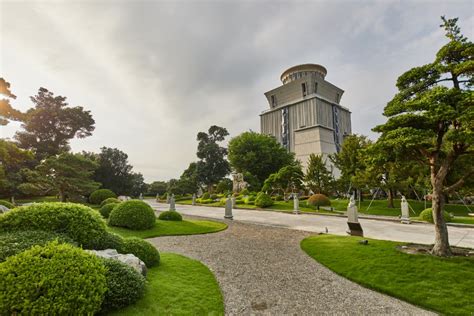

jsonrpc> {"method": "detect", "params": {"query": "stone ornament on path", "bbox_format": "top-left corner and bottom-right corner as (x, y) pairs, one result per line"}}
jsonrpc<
(224, 195), (233, 220)
(170, 194), (176, 211)
(347, 195), (364, 237)
(293, 194), (299, 214)
(192, 194), (196, 206)
(400, 196), (411, 224)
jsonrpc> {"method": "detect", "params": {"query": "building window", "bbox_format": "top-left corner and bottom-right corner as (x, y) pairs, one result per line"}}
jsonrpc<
(314, 82), (318, 94)
(301, 83), (307, 97)
(271, 95), (276, 107)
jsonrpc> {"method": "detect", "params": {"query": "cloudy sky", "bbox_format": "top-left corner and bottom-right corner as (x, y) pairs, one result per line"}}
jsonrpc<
(1, 0), (472, 182)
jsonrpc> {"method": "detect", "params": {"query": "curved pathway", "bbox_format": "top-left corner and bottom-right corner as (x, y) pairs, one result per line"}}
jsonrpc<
(149, 219), (432, 315)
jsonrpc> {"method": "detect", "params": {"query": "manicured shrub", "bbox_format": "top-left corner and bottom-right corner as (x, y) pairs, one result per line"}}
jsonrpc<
(0, 241), (107, 315)
(255, 192), (274, 208)
(307, 194), (331, 209)
(109, 200), (156, 230)
(201, 192), (210, 199)
(119, 237), (160, 267)
(240, 189), (250, 196)
(0, 203), (109, 249)
(210, 194), (218, 200)
(99, 232), (124, 250)
(235, 199), (245, 205)
(197, 198), (214, 204)
(158, 210), (183, 221)
(419, 208), (452, 223)
(0, 199), (14, 209)
(0, 230), (75, 262)
(244, 195), (256, 204)
(89, 189), (117, 205)
(100, 202), (119, 218)
(100, 258), (146, 312)
(100, 197), (121, 207)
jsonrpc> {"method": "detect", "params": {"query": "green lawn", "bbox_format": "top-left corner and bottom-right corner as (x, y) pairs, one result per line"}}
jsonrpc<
(301, 235), (474, 315)
(451, 217), (474, 225)
(110, 253), (224, 316)
(108, 219), (227, 238)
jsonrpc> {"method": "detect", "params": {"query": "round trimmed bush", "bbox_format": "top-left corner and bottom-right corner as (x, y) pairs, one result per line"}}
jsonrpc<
(119, 237), (160, 267)
(419, 208), (452, 223)
(0, 202), (109, 249)
(100, 258), (146, 312)
(100, 197), (120, 207)
(0, 241), (107, 315)
(158, 210), (183, 221)
(255, 192), (274, 208)
(307, 194), (331, 209)
(0, 200), (14, 209)
(108, 200), (156, 230)
(100, 202), (119, 218)
(89, 189), (117, 205)
(0, 230), (76, 262)
(99, 232), (124, 250)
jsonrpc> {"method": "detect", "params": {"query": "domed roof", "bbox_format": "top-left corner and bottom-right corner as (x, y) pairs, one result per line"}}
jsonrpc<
(280, 64), (327, 83)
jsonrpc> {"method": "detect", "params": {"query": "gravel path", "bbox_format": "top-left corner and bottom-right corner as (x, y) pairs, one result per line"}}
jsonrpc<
(148, 218), (432, 315)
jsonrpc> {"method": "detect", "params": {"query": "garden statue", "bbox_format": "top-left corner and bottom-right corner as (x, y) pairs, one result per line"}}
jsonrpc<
(232, 172), (248, 193)
(170, 194), (176, 211)
(224, 195), (233, 220)
(400, 195), (411, 224)
(192, 193), (196, 206)
(347, 194), (363, 236)
(293, 193), (299, 214)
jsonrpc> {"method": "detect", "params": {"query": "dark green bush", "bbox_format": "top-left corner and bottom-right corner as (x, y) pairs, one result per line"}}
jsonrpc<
(158, 210), (183, 221)
(89, 189), (117, 205)
(0, 203), (109, 249)
(240, 189), (250, 196)
(119, 237), (160, 267)
(255, 192), (274, 207)
(108, 200), (156, 230)
(210, 194), (218, 200)
(0, 241), (107, 315)
(274, 195), (284, 201)
(100, 197), (121, 207)
(0, 199), (14, 209)
(0, 230), (75, 262)
(419, 208), (452, 223)
(201, 192), (210, 199)
(100, 202), (119, 218)
(307, 194), (331, 208)
(99, 232), (124, 250)
(235, 199), (245, 205)
(100, 258), (146, 312)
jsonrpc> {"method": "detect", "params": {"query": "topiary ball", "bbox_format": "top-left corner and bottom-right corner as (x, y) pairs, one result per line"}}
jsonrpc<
(0, 200), (14, 209)
(100, 197), (121, 207)
(119, 237), (160, 267)
(100, 258), (146, 312)
(419, 208), (452, 223)
(158, 210), (183, 221)
(0, 241), (107, 315)
(100, 202), (119, 219)
(89, 189), (117, 205)
(108, 200), (156, 230)
(0, 202), (109, 249)
(255, 192), (274, 208)
(307, 194), (331, 208)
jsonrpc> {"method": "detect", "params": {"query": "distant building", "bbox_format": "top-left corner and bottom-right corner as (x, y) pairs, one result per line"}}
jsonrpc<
(260, 64), (351, 171)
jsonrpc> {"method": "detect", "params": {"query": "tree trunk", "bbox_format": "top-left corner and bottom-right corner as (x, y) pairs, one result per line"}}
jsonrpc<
(431, 176), (452, 256)
(387, 189), (394, 208)
(207, 184), (213, 193)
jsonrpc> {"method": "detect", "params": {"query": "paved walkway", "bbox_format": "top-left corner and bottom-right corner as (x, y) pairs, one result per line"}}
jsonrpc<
(147, 200), (474, 248)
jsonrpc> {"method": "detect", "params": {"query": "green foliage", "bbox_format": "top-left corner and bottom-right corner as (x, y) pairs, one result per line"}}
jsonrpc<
(305, 154), (334, 195)
(0, 230), (75, 262)
(158, 210), (183, 221)
(101, 258), (146, 312)
(90, 188), (117, 205)
(196, 198), (213, 204)
(100, 197), (121, 207)
(147, 181), (167, 196)
(201, 192), (210, 199)
(168, 162), (199, 195)
(109, 200), (156, 230)
(255, 192), (274, 208)
(99, 232), (125, 250)
(0, 199), (14, 209)
(307, 194), (331, 207)
(0, 140), (35, 198)
(240, 188), (249, 196)
(262, 162), (304, 195)
(244, 195), (256, 204)
(419, 208), (452, 223)
(228, 131), (295, 189)
(14, 88), (95, 160)
(216, 178), (232, 193)
(100, 202), (119, 218)
(120, 237), (160, 267)
(0, 202), (109, 249)
(0, 241), (107, 315)
(0, 78), (24, 125)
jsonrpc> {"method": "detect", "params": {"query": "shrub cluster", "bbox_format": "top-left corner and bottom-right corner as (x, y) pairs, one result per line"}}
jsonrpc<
(100, 202), (119, 218)
(0, 199), (14, 209)
(419, 208), (452, 223)
(89, 189), (117, 205)
(120, 237), (160, 267)
(109, 200), (156, 230)
(201, 192), (211, 200)
(307, 194), (331, 208)
(158, 210), (183, 221)
(244, 195), (256, 204)
(255, 192), (274, 208)
(0, 241), (107, 315)
(197, 198), (214, 204)
(100, 197), (121, 207)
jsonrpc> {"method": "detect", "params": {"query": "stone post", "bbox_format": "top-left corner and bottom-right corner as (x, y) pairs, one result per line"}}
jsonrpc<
(170, 194), (176, 211)
(156, 193), (159, 202)
(192, 194), (196, 206)
(400, 196), (410, 224)
(293, 194), (299, 214)
(347, 194), (363, 236)
(224, 195), (233, 220)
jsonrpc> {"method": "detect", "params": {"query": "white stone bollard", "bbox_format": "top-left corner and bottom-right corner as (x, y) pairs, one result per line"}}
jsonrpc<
(224, 195), (233, 220)
(400, 195), (411, 224)
(170, 194), (176, 211)
(192, 193), (196, 206)
(293, 194), (300, 214)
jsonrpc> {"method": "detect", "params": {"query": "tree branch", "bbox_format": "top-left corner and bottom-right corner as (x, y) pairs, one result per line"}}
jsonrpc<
(443, 171), (474, 193)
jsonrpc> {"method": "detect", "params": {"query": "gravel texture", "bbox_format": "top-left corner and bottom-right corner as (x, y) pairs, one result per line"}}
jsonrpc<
(149, 217), (433, 315)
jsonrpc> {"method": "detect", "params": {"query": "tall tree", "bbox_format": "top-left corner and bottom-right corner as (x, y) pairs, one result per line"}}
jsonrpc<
(228, 131), (294, 189)
(0, 140), (35, 198)
(305, 154), (334, 195)
(0, 78), (24, 125)
(195, 125), (230, 192)
(262, 162), (304, 196)
(15, 88), (95, 159)
(147, 181), (168, 196)
(373, 17), (473, 256)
